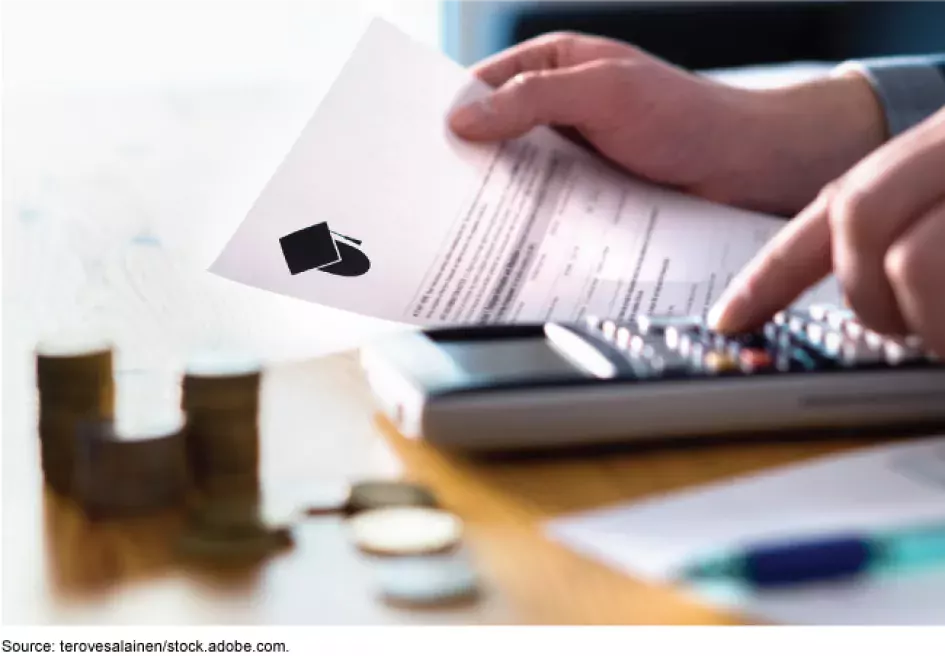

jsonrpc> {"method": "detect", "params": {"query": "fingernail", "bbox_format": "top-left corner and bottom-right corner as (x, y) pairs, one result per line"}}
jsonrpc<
(449, 99), (493, 133)
(706, 302), (727, 330)
(707, 290), (741, 331)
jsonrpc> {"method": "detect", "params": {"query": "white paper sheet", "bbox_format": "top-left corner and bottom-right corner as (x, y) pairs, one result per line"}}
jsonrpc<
(545, 436), (945, 624)
(209, 18), (840, 327)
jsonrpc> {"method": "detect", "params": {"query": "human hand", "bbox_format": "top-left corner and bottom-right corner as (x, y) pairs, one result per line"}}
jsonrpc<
(449, 32), (886, 216)
(709, 105), (945, 356)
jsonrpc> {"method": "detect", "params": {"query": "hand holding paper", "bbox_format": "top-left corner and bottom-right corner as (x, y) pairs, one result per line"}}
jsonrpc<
(210, 19), (841, 327)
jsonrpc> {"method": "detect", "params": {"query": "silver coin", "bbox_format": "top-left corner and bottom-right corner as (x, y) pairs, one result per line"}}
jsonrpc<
(371, 552), (479, 605)
(184, 349), (262, 377)
(348, 507), (462, 556)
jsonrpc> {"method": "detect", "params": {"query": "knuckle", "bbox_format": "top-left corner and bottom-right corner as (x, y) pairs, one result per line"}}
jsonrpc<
(508, 70), (547, 98)
(502, 72), (546, 117)
(828, 184), (875, 246)
(583, 58), (637, 106)
(596, 57), (637, 75)
(818, 180), (842, 203)
(508, 71), (536, 93)
(884, 239), (933, 291)
(536, 30), (580, 57)
(544, 30), (581, 43)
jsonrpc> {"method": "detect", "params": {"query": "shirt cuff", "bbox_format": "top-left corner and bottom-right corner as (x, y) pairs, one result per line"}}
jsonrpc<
(833, 55), (945, 138)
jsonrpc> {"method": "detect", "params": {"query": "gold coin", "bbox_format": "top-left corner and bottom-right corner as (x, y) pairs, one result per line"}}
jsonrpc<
(347, 480), (438, 515)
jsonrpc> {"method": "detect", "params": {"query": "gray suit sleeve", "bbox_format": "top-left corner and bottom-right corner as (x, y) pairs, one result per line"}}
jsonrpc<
(833, 55), (945, 137)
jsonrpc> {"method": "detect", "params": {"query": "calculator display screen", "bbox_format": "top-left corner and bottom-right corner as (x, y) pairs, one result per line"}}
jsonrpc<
(438, 338), (588, 382)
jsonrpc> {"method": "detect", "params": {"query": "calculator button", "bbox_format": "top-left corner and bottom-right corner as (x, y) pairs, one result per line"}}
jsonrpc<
(665, 324), (701, 350)
(687, 341), (707, 365)
(628, 334), (649, 354)
(601, 320), (618, 341)
(844, 320), (866, 339)
(883, 339), (925, 365)
(704, 350), (739, 373)
(808, 304), (831, 321)
(805, 322), (826, 345)
(788, 316), (807, 334)
(648, 350), (692, 376)
(820, 331), (845, 357)
(772, 329), (794, 352)
(864, 330), (885, 350)
(635, 315), (703, 336)
(763, 322), (780, 342)
(584, 315), (602, 331)
(704, 333), (726, 352)
(778, 347), (819, 372)
(839, 340), (885, 367)
(739, 348), (773, 372)
(826, 308), (855, 330)
(773, 311), (788, 326)
(676, 333), (697, 357)
(635, 343), (657, 361)
(615, 326), (632, 349)
(902, 335), (924, 350)
(725, 341), (743, 359)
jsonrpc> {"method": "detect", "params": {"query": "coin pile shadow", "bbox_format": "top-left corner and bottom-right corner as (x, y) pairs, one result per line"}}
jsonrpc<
(43, 491), (182, 596)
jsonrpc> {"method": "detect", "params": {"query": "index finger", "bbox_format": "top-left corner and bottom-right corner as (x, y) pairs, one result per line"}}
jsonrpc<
(470, 32), (637, 88)
(709, 191), (835, 333)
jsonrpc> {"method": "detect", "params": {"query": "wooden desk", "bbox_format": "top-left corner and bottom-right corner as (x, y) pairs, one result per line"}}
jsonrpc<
(3, 84), (879, 625)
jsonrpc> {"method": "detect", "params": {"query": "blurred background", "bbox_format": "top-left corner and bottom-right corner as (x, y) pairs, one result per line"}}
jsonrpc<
(7, 0), (945, 93)
(445, 1), (945, 69)
(3, 0), (945, 89)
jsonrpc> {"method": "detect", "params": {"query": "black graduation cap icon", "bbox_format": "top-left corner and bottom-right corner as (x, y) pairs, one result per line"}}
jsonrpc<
(279, 222), (371, 277)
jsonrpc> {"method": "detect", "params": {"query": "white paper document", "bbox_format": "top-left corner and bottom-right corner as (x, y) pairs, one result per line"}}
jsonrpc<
(546, 436), (945, 624)
(210, 18), (839, 326)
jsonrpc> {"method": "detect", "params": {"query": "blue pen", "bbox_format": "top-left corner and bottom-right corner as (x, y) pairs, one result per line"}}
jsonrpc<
(678, 522), (945, 588)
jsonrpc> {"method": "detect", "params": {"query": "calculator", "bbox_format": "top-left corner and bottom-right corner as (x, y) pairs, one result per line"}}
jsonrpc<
(359, 305), (945, 452)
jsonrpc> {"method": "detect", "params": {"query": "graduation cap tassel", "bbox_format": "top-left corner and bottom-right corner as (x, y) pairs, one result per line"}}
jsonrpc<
(330, 231), (362, 246)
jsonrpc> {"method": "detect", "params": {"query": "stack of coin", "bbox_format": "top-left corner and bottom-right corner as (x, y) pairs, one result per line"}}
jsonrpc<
(35, 337), (115, 496)
(181, 352), (262, 501)
(73, 405), (188, 520)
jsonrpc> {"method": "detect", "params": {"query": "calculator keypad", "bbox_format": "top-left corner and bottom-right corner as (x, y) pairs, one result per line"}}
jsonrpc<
(582, 304), (939, 379)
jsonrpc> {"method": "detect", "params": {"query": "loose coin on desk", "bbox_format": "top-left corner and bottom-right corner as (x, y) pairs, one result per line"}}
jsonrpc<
(348, 507), (463, 556)
(370, 551), (480, 606)
(347, 480), (438, 515)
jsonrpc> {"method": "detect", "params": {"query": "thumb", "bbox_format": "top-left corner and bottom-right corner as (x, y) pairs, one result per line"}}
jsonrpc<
(449, 62), (612, 141)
